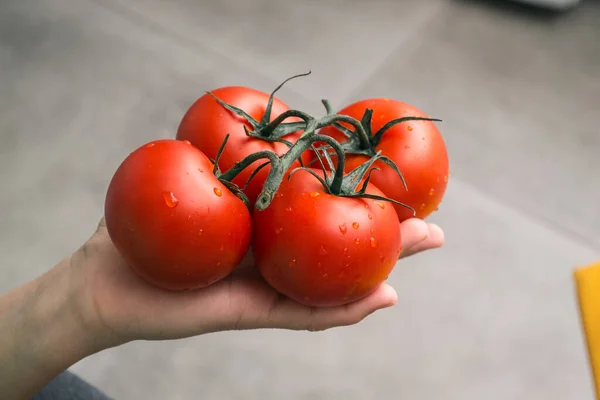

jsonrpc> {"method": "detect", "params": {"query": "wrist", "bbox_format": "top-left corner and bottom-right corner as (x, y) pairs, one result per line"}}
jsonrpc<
(25, 257), (107, 360)
(40, 256), (109, 356)
(0, 256), (107, 398)
(67, 244), (126, 351)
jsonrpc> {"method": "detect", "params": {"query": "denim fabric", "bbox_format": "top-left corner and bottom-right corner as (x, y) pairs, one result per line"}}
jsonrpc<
(32, 371), (113, 400)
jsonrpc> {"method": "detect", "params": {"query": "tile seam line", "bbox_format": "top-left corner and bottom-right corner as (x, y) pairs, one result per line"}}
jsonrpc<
(88, 0), (318, 97)
(448, 177), (600, 254)
(90, 0), (444, 103)
(336, 1), (447, 105)
(331, 0), (600, 254)
(89, 0), (599, 255)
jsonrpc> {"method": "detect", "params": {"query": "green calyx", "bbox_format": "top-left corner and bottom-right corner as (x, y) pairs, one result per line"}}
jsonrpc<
(321, 101), (443, 157)
(214, 127), (342, 212)
(216, 109), (413, 215)
(291, 145), (415, 214)
(205, 71), (312, 146)
(211, 134), (258, 211)
(208, 71), (422, 215)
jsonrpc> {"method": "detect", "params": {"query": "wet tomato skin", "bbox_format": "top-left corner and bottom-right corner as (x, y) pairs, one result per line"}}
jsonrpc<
(104, 139), (252, 291)
(251, 168), (402, 307)
(176, 86), (308, 205)
(317, 99), (449, 222)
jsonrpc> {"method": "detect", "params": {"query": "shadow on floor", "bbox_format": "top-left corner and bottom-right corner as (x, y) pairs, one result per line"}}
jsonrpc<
(452, 0), (577, 19)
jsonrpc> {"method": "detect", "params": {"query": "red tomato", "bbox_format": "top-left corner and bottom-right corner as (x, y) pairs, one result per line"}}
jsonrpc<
(252, 168), (402, 307)
(104, 139), (252, 291)
(176, 86), (308, 205)
(317, 99), (449, 221)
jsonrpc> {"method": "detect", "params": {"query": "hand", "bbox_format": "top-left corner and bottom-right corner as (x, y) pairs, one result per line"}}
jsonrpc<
(72, 217), (444, 348)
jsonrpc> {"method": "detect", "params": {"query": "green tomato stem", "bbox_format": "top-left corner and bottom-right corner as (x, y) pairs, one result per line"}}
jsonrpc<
(258, 109), (314, 138)
(218, 150), (280, 183)
(317, 114), (371, 149)
(254, 133), (346, 211)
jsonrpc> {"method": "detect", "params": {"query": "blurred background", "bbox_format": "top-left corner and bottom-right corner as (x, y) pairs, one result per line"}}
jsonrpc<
(1, 0), (599, 398)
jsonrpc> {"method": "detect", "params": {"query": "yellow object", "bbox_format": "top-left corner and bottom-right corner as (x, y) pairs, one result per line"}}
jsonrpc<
(575, 262), (600, 399)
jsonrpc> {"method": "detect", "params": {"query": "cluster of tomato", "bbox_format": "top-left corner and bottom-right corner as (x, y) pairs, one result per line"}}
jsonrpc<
(104, 73), (449, 307)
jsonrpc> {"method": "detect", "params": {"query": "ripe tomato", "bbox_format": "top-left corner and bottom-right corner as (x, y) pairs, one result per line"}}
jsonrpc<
(317, 99), (449, 221)
(176, 86), (308, 205)
(104, 139), (252, 291)
(252, 168), (402, 307)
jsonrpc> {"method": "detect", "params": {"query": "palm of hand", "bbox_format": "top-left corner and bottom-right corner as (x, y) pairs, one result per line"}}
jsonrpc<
(75, 218), (443, 346)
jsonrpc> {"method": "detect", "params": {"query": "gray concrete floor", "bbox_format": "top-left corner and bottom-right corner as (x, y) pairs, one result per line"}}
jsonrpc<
(2, 0), (600, 398)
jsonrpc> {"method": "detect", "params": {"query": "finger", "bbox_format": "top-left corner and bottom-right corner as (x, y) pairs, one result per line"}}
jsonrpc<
(96, 217), (107, 232)
(266, 283), (398, 332)
(400, 222), (444, 259)
(398, 218), (429, 252)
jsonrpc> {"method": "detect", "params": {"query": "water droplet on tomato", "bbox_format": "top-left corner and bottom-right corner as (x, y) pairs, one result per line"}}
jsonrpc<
(275, 227), (283, 234)
(370, 237), (377, 248)
(443, 175), (448, 183)
(145, 143), (155, 148)
(420, 203), (426, 210)
(276, 192), (284, 198)
(370, 228), (374, 234)
(323, 273), (329, 278)
(162, 191), (179, 208)
(220, 244), (224, 251)
(339, 223), (347, 235)
(319, 246), (327, 256)
(407, 126), (413, 131)
(285, 206), (292, 212)
(310, 191), (320, 198)
(214, 187), (223, 197)
(352, 222), (360, 229)
(429, 188), (435, 196)
(367, 214), (373, 220)
(355, 238), (360, 245)
(199, 229), (203, 235)
(374, 201), (385, 209)
(216, 262), (221, 267)
(182, 140), (191, 145)
(289, 259), (296, 267)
